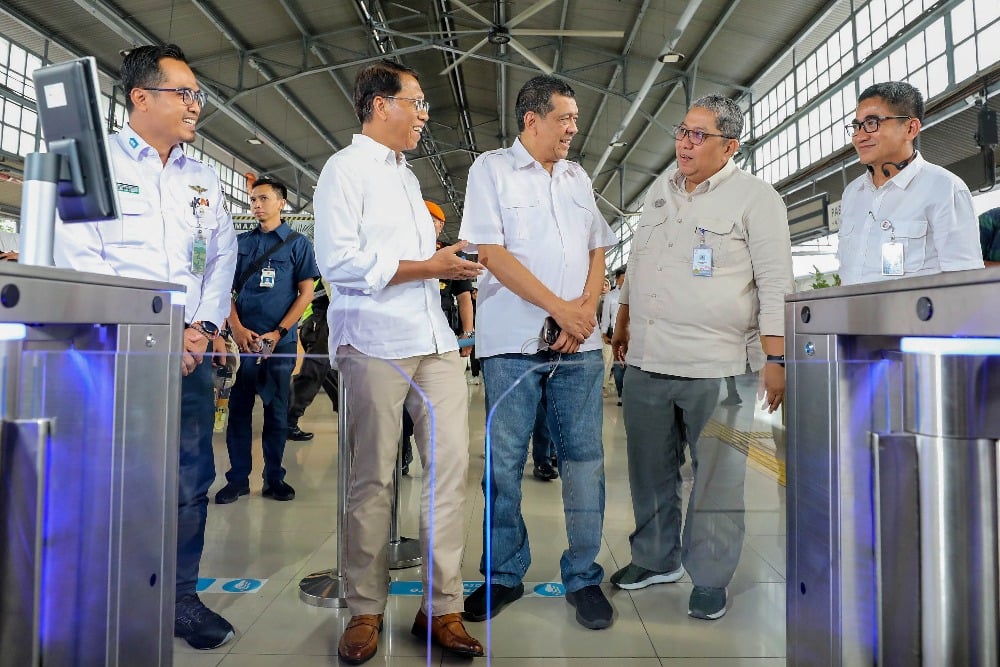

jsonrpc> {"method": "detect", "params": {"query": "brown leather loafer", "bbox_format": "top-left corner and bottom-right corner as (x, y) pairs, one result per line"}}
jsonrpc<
(411, 609), (485, 657)
(337, 614), (382, 664)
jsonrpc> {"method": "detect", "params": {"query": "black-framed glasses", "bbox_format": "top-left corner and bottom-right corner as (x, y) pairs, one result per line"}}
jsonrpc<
(141, 87), (207, 107)
(385, 96), (430, 113)
(845, 115), (911, 136)
(672, 124), (734, 145)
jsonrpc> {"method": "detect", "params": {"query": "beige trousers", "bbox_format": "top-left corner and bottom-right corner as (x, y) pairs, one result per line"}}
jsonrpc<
(336, 345), (470, 617)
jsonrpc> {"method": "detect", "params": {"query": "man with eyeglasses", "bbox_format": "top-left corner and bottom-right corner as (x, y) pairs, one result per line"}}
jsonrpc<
(313, 59), (485, 664)
(609, 94), (793, 621)
(838, 81), (982, 285)
(459, 75), (617, 630)
(54, 45), (238, 650)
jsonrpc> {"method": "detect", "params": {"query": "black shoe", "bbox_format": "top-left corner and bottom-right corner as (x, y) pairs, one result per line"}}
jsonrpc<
(287, 424), (314, 441)
(566, 584), (613, 629)
(174, 593), (235, 650)
(463, 582), (524, 621)
(214, 482), (249, 505)
(262, 479), (295, 501)
(533, 461), (558, 481)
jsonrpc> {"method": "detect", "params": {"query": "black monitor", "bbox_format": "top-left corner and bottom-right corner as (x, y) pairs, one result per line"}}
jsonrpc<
(32, 57), (120, 222)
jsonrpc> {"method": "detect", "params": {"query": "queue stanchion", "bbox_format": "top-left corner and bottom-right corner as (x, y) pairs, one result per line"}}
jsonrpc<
(298, 372), (348, 607)
(387, 432), (422, 569)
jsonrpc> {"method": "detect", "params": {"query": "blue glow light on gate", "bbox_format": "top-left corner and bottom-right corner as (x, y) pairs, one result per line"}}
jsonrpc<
(900, 337), (1000, 356)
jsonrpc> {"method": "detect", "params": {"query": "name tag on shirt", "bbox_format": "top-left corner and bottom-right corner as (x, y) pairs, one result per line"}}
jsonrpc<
(881, 241), (904, 276)
(191, 231), (207, 274)
(260, 267), (276, 288)
(692, 247), (713, 277)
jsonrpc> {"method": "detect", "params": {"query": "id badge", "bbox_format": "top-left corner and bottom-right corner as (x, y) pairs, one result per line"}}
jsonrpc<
(692, 246), (713, 277)
(260, 267), (276, 288)
(881, 241), (904, 276)
(191, 232), (207, 274)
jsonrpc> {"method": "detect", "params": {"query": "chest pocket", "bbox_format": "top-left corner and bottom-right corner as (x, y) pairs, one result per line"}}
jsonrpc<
(109, 195), (153, 246)
(691, 216), (745, 268)
(890, 219), (929, 271)
(500, 194), (539, 240)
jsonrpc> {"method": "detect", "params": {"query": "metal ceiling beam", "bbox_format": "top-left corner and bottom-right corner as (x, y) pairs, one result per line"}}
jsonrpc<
(589, 0), (706, 181)
(187, 0), (342, 156)
(596, 0), (743, 199)
(61, 0), (321, 182)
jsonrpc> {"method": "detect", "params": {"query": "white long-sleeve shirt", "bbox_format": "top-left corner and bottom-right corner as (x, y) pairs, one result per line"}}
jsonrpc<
(54, 123), (237, 327)
(313, 133), (457, 360)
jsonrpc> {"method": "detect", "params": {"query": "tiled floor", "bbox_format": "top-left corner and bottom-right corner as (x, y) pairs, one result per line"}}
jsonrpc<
(176, 369), (786, 666)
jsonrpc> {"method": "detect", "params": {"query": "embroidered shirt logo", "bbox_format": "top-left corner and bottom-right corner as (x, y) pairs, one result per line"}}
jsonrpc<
(128, 137), (139, 149)
(117, 183), (140, 195)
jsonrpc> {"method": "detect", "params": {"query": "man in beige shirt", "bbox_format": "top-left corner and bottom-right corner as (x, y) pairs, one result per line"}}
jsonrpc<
(611, 94), (793, 620)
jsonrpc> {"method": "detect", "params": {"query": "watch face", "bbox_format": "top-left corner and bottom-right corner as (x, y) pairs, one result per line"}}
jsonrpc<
(200, 321), (219, 337)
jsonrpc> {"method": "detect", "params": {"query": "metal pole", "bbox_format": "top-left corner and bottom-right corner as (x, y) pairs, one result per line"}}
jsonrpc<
(298, 369), (348, 607)
(19, 153), (60, 268)
(387, 432), (421, 569)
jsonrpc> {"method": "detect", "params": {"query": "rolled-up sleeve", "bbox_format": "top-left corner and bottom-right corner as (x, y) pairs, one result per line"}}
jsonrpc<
(931, 185), (984, 272)
(745, 188), (794, 337)
(314, 158), (400, 293)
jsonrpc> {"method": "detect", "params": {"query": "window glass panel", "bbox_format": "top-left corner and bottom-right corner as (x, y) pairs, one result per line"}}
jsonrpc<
(2, 125), (19, 153)
(953, 38), (977, 82)
(975, 0), (1000, 26)
(978, 21), (1000, 68)
(927, 55), (949, 96)
(952, 1), (976, 43)
(925, 17), (947, 57)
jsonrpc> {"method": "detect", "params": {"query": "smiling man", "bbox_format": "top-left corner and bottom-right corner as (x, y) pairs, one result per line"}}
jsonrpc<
(54, 44), (238, 650)
(459, 75), (617, 630)
(838, 81), (983, 285)
(609, 94), (793, 621)
(313, 60), (484, 665)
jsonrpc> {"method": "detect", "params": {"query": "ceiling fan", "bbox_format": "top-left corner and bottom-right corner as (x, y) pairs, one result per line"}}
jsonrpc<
(438, 0), (625, 75)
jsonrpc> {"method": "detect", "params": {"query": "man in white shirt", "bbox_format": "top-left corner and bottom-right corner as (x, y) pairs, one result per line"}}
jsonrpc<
(838, 81), (983, 285)
(312, 60), (484, 665)
(459, 75), (617, 630)
(54, 44), (238, 650)
(610, 94), (793, 621)
(600, 266), (626, 404)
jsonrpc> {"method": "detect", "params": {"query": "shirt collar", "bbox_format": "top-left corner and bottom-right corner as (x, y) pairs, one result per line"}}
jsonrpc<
(669, 158), (737, 194)
(254, 220), (291, 239)
(510, 138), (571, 176)
(353, 133), (409, 167)
(116, 123), (187, 165)
(863, 150), (926, 191)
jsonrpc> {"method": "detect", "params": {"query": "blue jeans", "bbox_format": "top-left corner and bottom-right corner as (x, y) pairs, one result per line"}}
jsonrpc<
(176, 359), (217, 597)
(480, 350), (605, 592)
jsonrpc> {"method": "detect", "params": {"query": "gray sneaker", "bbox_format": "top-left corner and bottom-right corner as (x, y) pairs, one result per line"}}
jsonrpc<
(688, 586), (727, 620)
(610, 563), (684, 590)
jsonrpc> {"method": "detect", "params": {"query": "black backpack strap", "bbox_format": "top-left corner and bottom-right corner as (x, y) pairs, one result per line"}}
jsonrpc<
(232, 231), (302, 299)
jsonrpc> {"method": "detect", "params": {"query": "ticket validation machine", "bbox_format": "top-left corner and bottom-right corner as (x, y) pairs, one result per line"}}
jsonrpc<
(0, 263), (183, 666)
(785, 270), (1000, 666)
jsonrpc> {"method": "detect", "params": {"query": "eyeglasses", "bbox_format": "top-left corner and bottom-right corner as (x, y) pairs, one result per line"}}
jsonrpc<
(845, 115), (910, 136)
(672, 125), (734, 145)
(385, 96), (430, 113)
(141, 87), (207, 107)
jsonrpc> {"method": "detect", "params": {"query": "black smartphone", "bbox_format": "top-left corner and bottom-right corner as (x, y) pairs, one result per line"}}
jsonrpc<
(542, 316), (561, 345)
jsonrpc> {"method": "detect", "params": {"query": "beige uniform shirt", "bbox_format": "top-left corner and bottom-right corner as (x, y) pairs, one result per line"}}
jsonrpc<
(621, 159), (793, 378)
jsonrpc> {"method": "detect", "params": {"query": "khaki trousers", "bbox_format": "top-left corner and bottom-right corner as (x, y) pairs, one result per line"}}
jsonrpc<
(336, 345), (470, 616)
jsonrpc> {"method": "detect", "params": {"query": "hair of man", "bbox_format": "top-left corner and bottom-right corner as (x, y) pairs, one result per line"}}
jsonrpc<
(353, 59), (421, 125)
(858, 81), (925, 121)
(515, 75), (576, 132)
(690, 93), (744, 140)
(121, 44), (189, 113)
(252, 176), (288, 201)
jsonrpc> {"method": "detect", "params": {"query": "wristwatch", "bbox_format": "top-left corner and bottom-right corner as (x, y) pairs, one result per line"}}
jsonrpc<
(459, 330), (475, 339)
(277, 325), (289, 338)
(766, 354), (785, 367)
(191, 320), (220, 340)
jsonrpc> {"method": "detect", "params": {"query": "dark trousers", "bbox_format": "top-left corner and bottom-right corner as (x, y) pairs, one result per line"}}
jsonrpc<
(289, 313), (338, 420)
(176, 359), (217, 598)
(225, 348), (295, 485)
